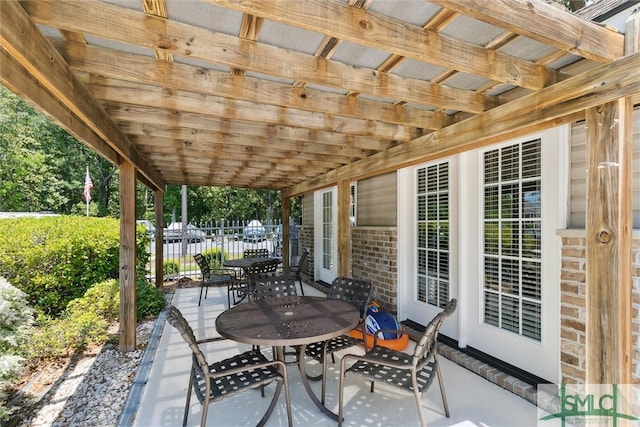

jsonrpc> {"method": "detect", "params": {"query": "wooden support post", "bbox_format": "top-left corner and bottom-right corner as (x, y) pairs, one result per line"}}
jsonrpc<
(585, 6), (640, 387)
(337, 180), (351, 277)
(584, 99), (632, 385)
(282, 195), (290, 268)
(154, 189), (164, 288)
(119, 161), (137, 351)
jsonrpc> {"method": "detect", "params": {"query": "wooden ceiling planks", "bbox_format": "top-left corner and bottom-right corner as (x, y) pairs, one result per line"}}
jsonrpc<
(2, 0), (638, 193)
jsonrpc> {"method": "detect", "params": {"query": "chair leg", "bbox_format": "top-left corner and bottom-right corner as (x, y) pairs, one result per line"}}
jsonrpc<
(412, 374), (426, 427)
(198, 285), (204, 306)
(183, 372), (194, 427)
(298, 277), (305, 296)
(435, 357), (450, 417)
(200, 397), (210, 427)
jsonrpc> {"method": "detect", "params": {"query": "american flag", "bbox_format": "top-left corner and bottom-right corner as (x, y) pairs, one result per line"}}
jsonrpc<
(83, 167), (93, 203)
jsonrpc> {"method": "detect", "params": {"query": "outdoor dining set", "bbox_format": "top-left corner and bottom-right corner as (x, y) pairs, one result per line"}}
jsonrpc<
(167, 249), (457, 427)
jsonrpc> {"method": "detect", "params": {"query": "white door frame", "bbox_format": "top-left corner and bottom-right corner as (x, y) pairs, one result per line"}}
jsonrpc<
(398, 127), (566, 383)
(314, 187), (338, 283)
(397, 158), (459, 341)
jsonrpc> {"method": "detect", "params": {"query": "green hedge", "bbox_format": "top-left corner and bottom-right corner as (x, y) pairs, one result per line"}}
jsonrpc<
(0, 216), (150, 316)
(26, 277), (165, 360)
(201, 247), (226, 268)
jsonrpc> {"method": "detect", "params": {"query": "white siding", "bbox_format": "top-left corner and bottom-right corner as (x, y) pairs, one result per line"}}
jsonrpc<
(357, 172), (397, 226)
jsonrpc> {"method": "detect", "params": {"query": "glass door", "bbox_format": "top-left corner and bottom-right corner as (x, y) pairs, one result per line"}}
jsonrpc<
(314, 187), (337, 283)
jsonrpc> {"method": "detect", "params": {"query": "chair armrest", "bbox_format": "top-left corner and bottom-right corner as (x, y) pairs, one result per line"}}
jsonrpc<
(340, 352), (413, 372)
(370, 327), (415, 349)
(196, 336), (227, 345)
(208, 357), (287, 379)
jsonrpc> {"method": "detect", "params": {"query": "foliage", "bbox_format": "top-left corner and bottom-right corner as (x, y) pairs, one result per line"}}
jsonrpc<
(0, 277), (34, 421)
(0, 216), (149, 316)
(135, 278), (166, 320)
(201, 247), (226, 268)
(1, 84), (301, 223)
(0, 85), (116, 215)
(163, 260), (180, 278)
(0, 277), (33, 418)
(140, 184), (302, 227)
(25, 278), (165, 361)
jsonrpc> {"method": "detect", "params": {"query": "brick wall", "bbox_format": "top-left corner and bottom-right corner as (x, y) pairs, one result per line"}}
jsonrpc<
(559, 230), (640, 385)
(351, 226), (398, 313)
(297, 225), (313, 277)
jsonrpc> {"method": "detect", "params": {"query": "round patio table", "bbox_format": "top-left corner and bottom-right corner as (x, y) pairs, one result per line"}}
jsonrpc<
(223, 257), (279, 270)
(216, 296), (359, 420)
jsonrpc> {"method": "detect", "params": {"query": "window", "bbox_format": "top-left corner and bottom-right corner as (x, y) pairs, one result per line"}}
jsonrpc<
(483, 139), (542, 341)
(350, 182), (357, 226)
(416, 162), (449, 308)
(322, 191), (333, 270)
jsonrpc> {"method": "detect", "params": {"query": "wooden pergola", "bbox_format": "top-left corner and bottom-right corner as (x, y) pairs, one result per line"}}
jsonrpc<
(1, 0), (639, 387)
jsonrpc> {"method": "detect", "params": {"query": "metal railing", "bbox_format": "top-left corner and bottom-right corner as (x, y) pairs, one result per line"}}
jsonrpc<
(141, 219), (299, 281)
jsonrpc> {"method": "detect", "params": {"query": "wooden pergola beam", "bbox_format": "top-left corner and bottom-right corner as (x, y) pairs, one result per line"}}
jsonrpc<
(205, 0), (556, 90)
(25, 0), (497, 114)
(430, 0), (624, 62)
(283, 51), (640, 198)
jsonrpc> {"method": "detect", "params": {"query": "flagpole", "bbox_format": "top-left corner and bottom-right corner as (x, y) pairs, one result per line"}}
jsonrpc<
(84, 166), (93, 217)
(86, 166), (89, 216)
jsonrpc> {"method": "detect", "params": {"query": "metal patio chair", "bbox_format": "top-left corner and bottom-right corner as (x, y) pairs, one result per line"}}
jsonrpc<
(193, 253), (237, 306)
(304, 276), (372, 404)
(228, 257), (280, 307)
(288, 248), (309, 296)
(249, 270), (298, 301)
(338, 298), (457, 427)
(243, 248), (269, 259)
(165, 305), (292, 427)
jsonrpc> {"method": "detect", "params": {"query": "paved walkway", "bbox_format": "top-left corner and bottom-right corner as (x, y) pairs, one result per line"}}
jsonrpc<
(125, 285), (539, 427)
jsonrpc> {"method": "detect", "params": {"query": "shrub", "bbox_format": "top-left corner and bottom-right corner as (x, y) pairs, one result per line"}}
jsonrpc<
(135, 278), (166, 320)
(163, 259), (179, 279)
(0, 277), (33, 421)
(25, 277), (165, 360)
(0, 216), (149, 316)
(201, 247), (226, 268)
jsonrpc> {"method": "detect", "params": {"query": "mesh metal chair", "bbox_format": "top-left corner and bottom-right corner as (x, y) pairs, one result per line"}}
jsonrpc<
(228, 258), (280, 307)
(193, 253), (237, 306)
(304, 276), (372, 404)
(165, 305), (292, 427)
(243, 248), (270, 259)
(338, 298), (457, 427)
(288, 249), (309, 296)
(249, 270), (299, 376)
(249, 270), (298, 301)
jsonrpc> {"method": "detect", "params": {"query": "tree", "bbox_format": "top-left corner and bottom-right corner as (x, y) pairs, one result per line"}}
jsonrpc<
(1, 84), (301, 221)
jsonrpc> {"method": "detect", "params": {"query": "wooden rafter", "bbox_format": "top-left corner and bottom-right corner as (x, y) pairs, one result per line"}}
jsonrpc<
(25, 0), (499, 114)
(205, 0), (556, 90)
(430, 0), (624, 62)
(283, 51), (640, 197)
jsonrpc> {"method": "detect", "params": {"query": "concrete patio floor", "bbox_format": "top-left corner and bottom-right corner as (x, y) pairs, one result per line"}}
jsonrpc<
(125, 284), (539, 427)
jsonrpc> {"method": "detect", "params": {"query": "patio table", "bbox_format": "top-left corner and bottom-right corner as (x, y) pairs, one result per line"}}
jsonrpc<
(215, 295), (360, 421)
(223, 256), (280, 274)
